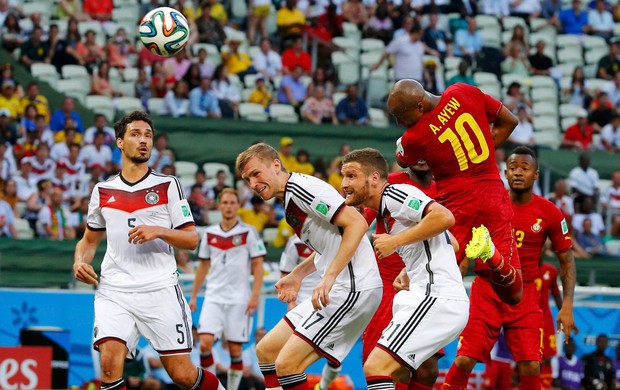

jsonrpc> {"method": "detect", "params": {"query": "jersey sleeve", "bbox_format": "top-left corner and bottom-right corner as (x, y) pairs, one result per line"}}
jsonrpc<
(167, 177), (195, 229)
(386, 184), (434, 224)
(549, 266), (560, 296)
(197, 230), (210, 260)
(247, 226), (267, 258)
(546, 201), (573, 253)
(396, 132), (422, 167)
(279, 237), (298, 273)
(86, 185), (106, 231)
(294, 176), (346, 224)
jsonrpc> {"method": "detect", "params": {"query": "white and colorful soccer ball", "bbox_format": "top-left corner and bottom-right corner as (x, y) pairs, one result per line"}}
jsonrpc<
(139, 7), (189, 57)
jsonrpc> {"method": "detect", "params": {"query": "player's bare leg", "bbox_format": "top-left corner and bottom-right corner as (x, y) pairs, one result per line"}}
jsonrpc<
(442, 355), (477, 390)
(517, 360), (541, 390)
(228, 341), (245, 390)
(363, 347), (410, 390)
(161, 353), (224, 390)
(198, 333), (217, 374)
(274, 334), (324, 389)
(99, 340), (128, 390)
(256, 319), (295, 390)
(409, 355), (439, 390)
(466, 225), (523, 305)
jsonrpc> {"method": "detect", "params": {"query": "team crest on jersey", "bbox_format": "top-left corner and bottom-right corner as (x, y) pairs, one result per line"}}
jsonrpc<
(531, 218), (542, 233)
(233, 235), (243, 246)
(288, 214), (302, 227)
(145, 191), (159, 205)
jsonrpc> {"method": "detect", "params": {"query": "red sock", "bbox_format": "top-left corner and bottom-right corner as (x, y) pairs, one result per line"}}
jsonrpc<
(200, 353), (214, 368)
(279, 374), (308, 390)
(442, 364), (471, 390)
(408, 380), (433, 390)
(230, 355), (243, 371)
(541, 364), (552, 390)
(519, 374), (541, 390)
(198, 368), (221, 390)
(259, 363), (280, 388)
(486, 251), (523, 303)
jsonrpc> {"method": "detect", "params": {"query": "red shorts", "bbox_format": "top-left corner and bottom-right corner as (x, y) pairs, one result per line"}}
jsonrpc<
(441, 183), (520, 270)
(482, 360), (513, 390)
(456, 278), (543, 363)
(541, 312), (557, 359)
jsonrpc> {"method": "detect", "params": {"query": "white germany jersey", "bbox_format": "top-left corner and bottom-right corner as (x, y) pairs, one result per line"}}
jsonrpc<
(87, 169), (195, 292)
(198, 221), (266, 304)
(279, 235), (321, 302)
(284, 173), (381, 292)
(380, 184), (466, 299)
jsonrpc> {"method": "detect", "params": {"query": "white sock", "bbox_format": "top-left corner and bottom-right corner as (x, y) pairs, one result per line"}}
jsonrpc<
(319, 364), (341, 390)
(227, 369), (243, 390)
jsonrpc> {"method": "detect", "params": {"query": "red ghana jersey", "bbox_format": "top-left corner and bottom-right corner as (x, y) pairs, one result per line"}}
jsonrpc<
(536, 262), (560, 324)
(363, 172), (437, 284)
(511, 194), (572, 282)
(397, 83), (503, 189)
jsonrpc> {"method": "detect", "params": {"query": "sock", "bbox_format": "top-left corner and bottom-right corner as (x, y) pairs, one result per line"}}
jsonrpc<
(191, 368), (224, 390)
(227, 355), (244, 390)
(200, 352), (216, 374)
(408, 381), (433, 390)
(278, 373), (308, 390)
(319, 363), (341, 390)
(519, 374), (541, 390)
(442, 364), (471, 390)
(100, 378), (126, 390)
(367, 375), (394, 390)
(259, 363), (283, 390)
(485, 247), (523, 302)
(541, 364), (552, 390)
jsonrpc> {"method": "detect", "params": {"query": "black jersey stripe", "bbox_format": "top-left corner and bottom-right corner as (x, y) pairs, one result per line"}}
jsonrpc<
(174, 284), (192, 350)
(386, 295), (434, 351)
(423, 240), (434, 296)
(312, 291), (360, 346)
(287, 182), (314, 204)
(389, 296), (437, 353)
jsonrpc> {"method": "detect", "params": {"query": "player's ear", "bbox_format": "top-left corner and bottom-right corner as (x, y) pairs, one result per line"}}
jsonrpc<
(116, 137), (123, 150)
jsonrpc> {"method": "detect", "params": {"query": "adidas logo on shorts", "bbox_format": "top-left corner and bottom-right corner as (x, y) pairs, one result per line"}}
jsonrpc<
(326, 343), (335, 350)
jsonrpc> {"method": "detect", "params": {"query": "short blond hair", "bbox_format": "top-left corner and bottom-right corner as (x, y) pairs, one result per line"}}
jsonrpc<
(217, 187), (240, 203)
(235, 142), (286, 174)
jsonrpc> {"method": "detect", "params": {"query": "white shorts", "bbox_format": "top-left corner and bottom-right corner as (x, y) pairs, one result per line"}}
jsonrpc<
(93, 285), (193, 359)
(376, 290), (469, 370)
(285, 287), (382, 367)
(198, 301), (252, 343)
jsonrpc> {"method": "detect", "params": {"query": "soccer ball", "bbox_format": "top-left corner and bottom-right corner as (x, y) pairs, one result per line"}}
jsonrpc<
(139, 7), (189, 57)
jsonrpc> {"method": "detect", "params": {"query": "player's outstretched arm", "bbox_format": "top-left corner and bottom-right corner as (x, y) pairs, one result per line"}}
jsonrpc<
(247, 256), (264, 314)
(189, 259), (210, 312)
(313, 206), (368, 309)
(491, 105), (519, 148)
(128, 224), (199, 250)
(276, 252), (316, 304)
(556, 250), (578, 340)
(73, 228), (105, 285)
(373, 202), (455, 259)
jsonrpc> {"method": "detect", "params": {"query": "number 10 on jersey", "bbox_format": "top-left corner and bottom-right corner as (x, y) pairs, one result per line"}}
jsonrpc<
(437, 113), (490, 171)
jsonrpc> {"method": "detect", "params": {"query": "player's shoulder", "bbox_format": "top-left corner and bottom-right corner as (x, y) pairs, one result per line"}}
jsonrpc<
(387, 171), (412, 185)
(237, 220), (261, 235)
(287, 172), (335, 198)
(94, 173), (121, 189)
(533, 194), (563, 213)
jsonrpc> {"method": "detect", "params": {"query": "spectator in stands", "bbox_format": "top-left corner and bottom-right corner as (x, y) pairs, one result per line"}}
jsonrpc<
(598, 112), (620, 151)
(364, 3), (393, 45)
(604, 71), (620, 106)
(160, 79), (189, 117)
(542, 0), (563, 21)
(105, 27), (135, 69)
(336, 84), (369, 125)
(75, 29), (103, 74)
(1, 179), (19, 218)
(221, 33), (255, 81)
(184, 169), (215, 208)
(195, 3), (226, 48)
(342, 0), (367, 29)
(583, 334), (615, 390)
(248, 76), (274, 108)
(82, 0), (112, 23)
(295, 149), (315, 176)
(62, 143), (86, 196)
(58, 0), (91, 21)
(14, 159), (37, 204)
(37, 186), (75, 240)
(141, 0), (160, 16)
(576, 218), (612, 256)
(422, 57), (445, 95)
(453, 17), (483, 64)
(29, 143), (54, 183)
(372, 22), (428, 82)
(189, 76), (222, 118)
(510, 0), (541, 20)
(205, 0), (228, 26)
(194, 47), (215, 79)
(506, 106), (535, 148)
(211, 170), (230, 202)
(19, 82), (50, 123)
(188, 184), (209, 226)
(307, 67), (335, 100)
(588, 0), (614, 41)
(503, 81), (533, 114)
(150, 60), (175, 98)
(83, 114), (114, 146)
(1, 13), (23, 53)
(0, 141), (14, 181)
(597, 37), (620, 80)
(135, 68), (152, 110)
(247, 0), (271, 44)
(253, 38), (283, 84)
(164, 48), (192, 82)
(562, 109), (594, 150)
(0, 197), (17, 238)
(183, 63), (203, 91)
(392, 14), (414, 41)
(0, 80), (19, 119)
(277, 136), (298, 173)
(551, 337), (583, 390)
(211, 64), (241, 118)
(480, 0), (509, 18)
(421, 9), (451, 60)
(569, 153), (600, 209)
(0, 109), (18, 146)
(277, 64), (307, 112)
(50, 17), (81, 72)
(503, 24), (530, 59)
(71, 196), (90, 239)
(20, 26), (51, 69)
(34, 113), (54, 147)
(51, 127), (79, 161)
(91, 60), (123, 97)
(238, 194), (276, 233)
(528, 40), (554, 77)
(281, 37), (312, 75)
(501, 43), (531, 77)
(547, 179), (576, 221)
(564, 66), (592, 108)
(276, 0), (306, 48)
(301, 85), (337, 124)
(149, 133), (175, 172)
(600, 170), (620, 237)
(447, 60), (476, 86)
(559, 0), (589, 35)
(79, 130), (112, 174)
(50, 97), (83, 133)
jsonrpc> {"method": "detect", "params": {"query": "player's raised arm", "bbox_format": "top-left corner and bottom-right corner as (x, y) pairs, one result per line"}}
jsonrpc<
(73, 228), (105, 285)
(491, 105), (519, 148)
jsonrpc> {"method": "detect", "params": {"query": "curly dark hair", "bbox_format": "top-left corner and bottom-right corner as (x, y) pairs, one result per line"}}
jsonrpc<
(114, 110), (154, 139)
